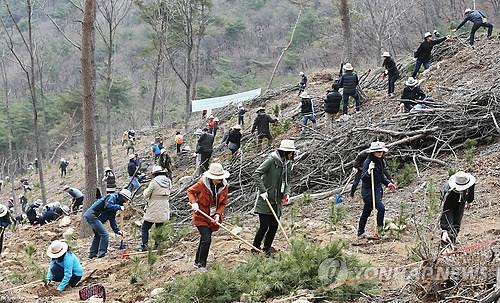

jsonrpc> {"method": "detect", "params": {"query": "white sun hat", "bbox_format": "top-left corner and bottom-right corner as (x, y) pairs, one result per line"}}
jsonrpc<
(367, 141), (389, 153)
(382, 51), (391, 57)
(448, 171), (476, 191)
(277, 140), (297, 152)
(343, 63), (354, 71)
(46, 240), (69, 259)
(204, 163), (230, 180)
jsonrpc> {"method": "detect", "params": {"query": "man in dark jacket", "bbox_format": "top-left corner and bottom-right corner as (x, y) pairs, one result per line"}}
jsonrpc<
(324, 83), (342, 129)
(350, 150), (393, 199)
(400, 77), (426, 113)
(60, 158), (69, 177)
(237, 105), (246, 126)
(338, 63), (360, 115)
(64, 186), (84, 213)
(127, 154), (141, 192)
(251, 107), (278, 151)
(299, 92), (317, 134)
(84, 189), (131, 258)
(439, 171), (475, 248)
(382, 52), (399, 97)
(102, 167), (116, 194)
(39, 205), (69, 225)
(225, 124), (242, 156)
(454, 8), (493, 45)
(196, 128), (214, 174)
(412, 32), (447, 78)
(298, 72), (307, 96)
(26, 200), (43, 225)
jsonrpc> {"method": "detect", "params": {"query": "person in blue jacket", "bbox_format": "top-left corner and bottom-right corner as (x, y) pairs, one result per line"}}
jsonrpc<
(357, 141), (397, 238)
(151, 142), (161, 162)
(46, 240), (83, 292)
(84, 189), (132, 258)
(454, 8), (494, 45)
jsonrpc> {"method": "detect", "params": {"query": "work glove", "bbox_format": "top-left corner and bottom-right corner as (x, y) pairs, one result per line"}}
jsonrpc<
(120, 206), (125, 211)
(441, 230), (451, 244)
(191, 203), (199, 212)
(352, 167), (358, 174)
(213, 214), (220, 223)
(117, 230), (124, 237)
(387, 183), (397, 191)
(281, 194), (290, 206)
(259, 192), (269, 201)
(368, 162), (375, 174)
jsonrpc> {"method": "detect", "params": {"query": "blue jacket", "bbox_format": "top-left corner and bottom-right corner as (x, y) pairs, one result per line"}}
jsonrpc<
(47, 251), (84, 291)
(151, 144), (161, 156)
(84, 194), (124, 233)
(360, 154), (391, 202)
(457, 10), (486, 30)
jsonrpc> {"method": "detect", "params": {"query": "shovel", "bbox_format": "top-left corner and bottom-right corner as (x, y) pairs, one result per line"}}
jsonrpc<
(335, 170), (356, 204)
(264, 196), (291, 245)
(370, 163), (379, 240)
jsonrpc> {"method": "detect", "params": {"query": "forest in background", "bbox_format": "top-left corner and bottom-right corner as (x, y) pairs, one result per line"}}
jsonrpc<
(0, 0), (498, 172)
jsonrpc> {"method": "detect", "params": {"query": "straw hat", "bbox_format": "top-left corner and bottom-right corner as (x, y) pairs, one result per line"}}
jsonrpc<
(129, 154), (136, 160)
(464, 8), (472, 15)
(299, 92), (311, 99)
(256, 107), (265, 113)
(382, 51), (390, 57)
(46, 240), (69, 259)
(160, 148), (167, 155)
(0, 204), (7, 217)
(424, 32), (432, 39)
(194, 128), (203, 135)
(367, 141), (388, 153)
(405, 77), (418, 87)
(105, 167), (112, 171)
(118, 189), (132, 201)
(63, 185), (70, 191)
(214, 117), (220, 122)
(299, 72), (304, 76)
(277, 140), (297, 152)
(233, 124), (241, 130)
(204, 163), (230, 180)
(448, 171), (476, 191)
(343, 63), (354, 71)
(151, 165), (164, 175)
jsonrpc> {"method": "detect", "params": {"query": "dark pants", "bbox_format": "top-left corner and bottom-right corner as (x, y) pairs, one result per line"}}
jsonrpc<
(141, 221), (164, 247)
(358, 190), (385, 236)
(470, 21), (493, 45)
(257, 133), (273, 150)
(195, 226), (212, 267)
(199, 152), (212, 174)
(238, 115), (244, 125)
(84, 211), (109, 258)
(72, 197), (84, 213)
(176, 144), (181, 154)
(342, 92), (360, 114)
(60, 168), (67, 177)
(439, 200), (465, 244)
(411, 59), (431, 78)
(253, 214), (279, 250)
(388, 76), (398, 94)
(50, 264), (82, 286)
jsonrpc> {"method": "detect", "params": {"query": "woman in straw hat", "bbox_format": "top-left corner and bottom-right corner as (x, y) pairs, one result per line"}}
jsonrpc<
(187, 162), (230, 271)
(357, 141), (397, 238)
(136, 165), (172, 252)
(439, 171), (476, 247)
(400, 77), (426, 113)
(252, 140), (296, 256)
(225, 124), (242, 156)
(381, 52), (399, 98)
(46, 240), (83, 292)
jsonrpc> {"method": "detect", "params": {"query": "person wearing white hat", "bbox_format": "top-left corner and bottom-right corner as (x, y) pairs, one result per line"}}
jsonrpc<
(151, 141), (161, 162)
(237, 105), (246, 126)
(137, 166), (172, 252)
(83, 188), (132, 258)
(207, 115), (216, 134)
(400, 77), (426, 113)
(439, 171), (476, 247)
(381, 52), (399, 98)
(126, 135), (135, 155)
(64, 186), (84, 214)
(298, 72), (308, 96)
(251, 107), (278, 151)
(46, 240), (83, 291)
(39, 203), (65, 225)
(338, 63), (361, 115)
(324, 83), (342, 129)
(299, 92), (317, 134)
(453, 8), (493, 45)
(127, 154), (141, 192)
(196, 128), (215, 175)
(0, 204), (12, 229)
(224, 124), (242, 156)
(158, 148), (173, 178)
(59, 158), (69, 178)
(187, 163), (230, 270)
(253, 140), (296, 256)
(357, 141), (397, 238)
(102, 167), (117, 194)
(412, 31), (447, 78)
(26, 200), (43, 225)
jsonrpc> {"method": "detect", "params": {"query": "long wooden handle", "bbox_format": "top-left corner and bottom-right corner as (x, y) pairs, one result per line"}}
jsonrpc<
(264, 197), (291, 245)
(0, 279), (43, 293)
(197, 210), (263, 253)
(370, 165), (379, 239)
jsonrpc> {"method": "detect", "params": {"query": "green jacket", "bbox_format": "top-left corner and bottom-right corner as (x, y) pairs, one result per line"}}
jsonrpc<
(254, 151), (292, 217)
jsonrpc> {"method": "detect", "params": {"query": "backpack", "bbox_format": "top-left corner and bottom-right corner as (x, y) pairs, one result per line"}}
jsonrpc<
(175, 135), (183, 145)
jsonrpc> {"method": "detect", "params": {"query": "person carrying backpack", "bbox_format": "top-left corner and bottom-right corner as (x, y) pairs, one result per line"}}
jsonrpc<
(102, 167), (117, 194)
(454, 8), (493, 45)
(60, 158), (69, 177)
(299, 92), (317, 134)
(175, 131), (183, 154)
(338, 63), (361, 115)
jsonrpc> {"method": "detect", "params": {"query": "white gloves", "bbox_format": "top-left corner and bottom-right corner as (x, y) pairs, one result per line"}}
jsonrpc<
(441, 230), (451, 244)
(367, 162), (375, 174)
(191, 203), (199, 211)
(352, 167), (358, 174)
(213, 214), (220, 223)
(120, 206), (125, 211)
(260, 192), (269, 200)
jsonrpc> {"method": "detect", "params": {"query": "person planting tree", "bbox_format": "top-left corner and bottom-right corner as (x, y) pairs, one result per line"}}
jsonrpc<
(46, 240), (84, 292)
(187, 163), (229, 271)
(252, 140), (296, 256)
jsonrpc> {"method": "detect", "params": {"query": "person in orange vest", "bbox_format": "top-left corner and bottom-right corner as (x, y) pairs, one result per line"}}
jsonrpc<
(207, 115), (215, 134)
(175, 131), (183, 154)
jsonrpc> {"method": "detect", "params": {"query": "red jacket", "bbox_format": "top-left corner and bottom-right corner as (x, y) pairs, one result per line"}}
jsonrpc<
(187, 176), (228, 231)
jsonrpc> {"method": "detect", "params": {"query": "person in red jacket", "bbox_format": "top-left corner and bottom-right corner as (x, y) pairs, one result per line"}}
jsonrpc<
(187, 163), (229, 271)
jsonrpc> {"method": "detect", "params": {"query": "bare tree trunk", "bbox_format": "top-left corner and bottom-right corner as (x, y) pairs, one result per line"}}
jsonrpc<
(80, 0), (98, 238)
(105, 32), (114, 168)
(36, 54), (49, 159)
(0, 58), (13, 160)
(150, 42), (162, 127)
(94, 115), (105, 194)
(184, 45), (192, 131)
(266, 7), (303, 91)
(340, 0), (353, 62)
